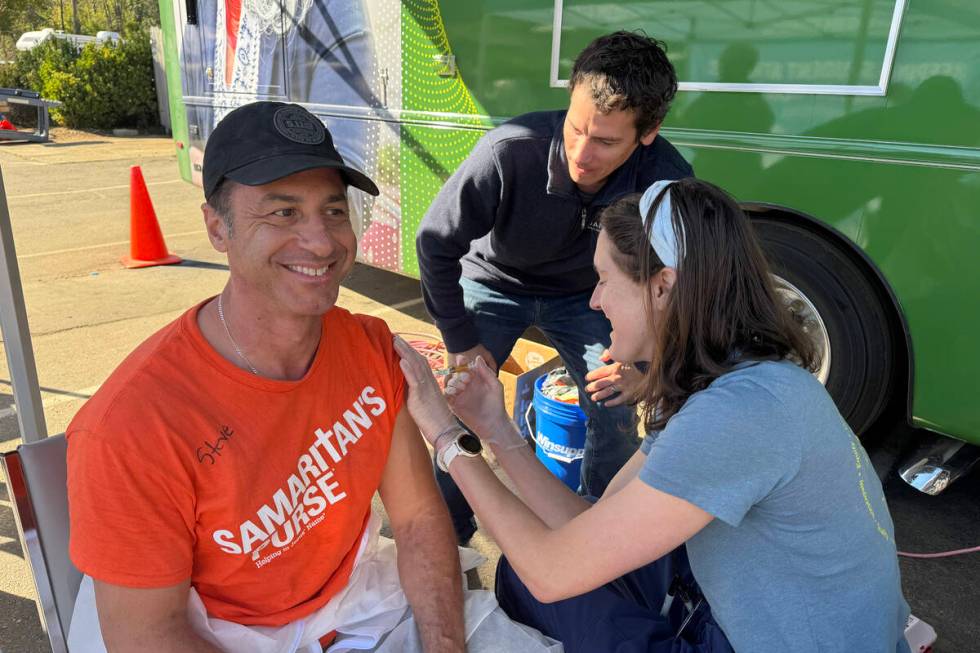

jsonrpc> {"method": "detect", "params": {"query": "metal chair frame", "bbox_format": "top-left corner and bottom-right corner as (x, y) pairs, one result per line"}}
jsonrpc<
(2, 437), (73, 653)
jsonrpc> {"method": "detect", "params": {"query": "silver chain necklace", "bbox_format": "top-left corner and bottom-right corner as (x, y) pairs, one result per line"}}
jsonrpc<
(217, 294), (259, 375)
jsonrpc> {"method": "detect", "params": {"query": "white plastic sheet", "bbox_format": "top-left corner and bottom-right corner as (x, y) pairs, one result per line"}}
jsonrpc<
(69, 513), (562, 653)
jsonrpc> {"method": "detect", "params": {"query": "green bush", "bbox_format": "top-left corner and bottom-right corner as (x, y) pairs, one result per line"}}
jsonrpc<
(0, 41), (73, 126)
(0, 33), (158, 130)
(0, 40), (75, 92)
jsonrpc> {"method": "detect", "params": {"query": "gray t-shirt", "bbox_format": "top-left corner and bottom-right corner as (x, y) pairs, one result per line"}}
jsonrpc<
(640, 360), (910, 653)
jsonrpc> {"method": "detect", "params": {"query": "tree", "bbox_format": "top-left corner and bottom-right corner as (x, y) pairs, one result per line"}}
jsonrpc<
(0, 0), (160, 60)
(0, 0), (37, 58)
(70, 0), (80, 33)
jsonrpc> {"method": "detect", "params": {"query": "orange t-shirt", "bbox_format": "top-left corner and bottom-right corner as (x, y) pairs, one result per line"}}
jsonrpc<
(67, 300), (405, 626)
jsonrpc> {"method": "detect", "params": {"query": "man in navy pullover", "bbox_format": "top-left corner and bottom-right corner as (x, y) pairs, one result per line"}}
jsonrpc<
(416, 31), (692, 542)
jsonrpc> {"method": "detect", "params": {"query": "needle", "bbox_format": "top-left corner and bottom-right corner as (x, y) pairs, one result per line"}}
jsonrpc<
(433, 364), (472, 377)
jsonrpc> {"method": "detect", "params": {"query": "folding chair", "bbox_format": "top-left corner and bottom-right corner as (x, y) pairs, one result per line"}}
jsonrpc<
(2, 434), (81, 653)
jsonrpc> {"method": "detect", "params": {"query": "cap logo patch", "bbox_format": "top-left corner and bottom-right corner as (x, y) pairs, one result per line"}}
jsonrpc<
(273, 106), (325, 145)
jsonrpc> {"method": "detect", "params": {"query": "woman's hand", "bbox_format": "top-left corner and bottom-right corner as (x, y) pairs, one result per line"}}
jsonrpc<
(444, 356), (513, 443)
(584, 349), (645, 407)
(393, 336), (456, 444)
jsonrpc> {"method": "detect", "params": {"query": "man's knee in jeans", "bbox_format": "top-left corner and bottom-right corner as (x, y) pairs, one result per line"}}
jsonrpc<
(581, 403), (640, 494)
(587, 394), (638, 434)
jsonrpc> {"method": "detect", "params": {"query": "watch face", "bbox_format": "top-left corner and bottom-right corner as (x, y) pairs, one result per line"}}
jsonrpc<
(459, 432), (483, 454)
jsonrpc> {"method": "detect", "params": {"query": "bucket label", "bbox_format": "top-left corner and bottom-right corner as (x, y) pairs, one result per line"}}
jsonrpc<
(535, 431), (585, 462)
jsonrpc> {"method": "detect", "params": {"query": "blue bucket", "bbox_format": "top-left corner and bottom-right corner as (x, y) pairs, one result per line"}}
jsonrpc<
(531, 374), (587, 489)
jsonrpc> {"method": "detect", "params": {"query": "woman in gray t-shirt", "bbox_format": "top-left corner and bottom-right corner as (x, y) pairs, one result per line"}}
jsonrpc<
(393, 177), (910, 653)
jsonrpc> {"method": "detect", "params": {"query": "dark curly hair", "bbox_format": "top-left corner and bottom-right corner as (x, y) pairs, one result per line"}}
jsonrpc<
(570, 30), (678, 139)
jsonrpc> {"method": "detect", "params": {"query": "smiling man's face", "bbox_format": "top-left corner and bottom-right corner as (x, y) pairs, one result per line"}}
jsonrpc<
(207, 167), (356, 318)
(563, 85), (658, 194)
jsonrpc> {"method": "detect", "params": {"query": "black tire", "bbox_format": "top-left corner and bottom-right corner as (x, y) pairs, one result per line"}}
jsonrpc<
(750, 216), (897, 436)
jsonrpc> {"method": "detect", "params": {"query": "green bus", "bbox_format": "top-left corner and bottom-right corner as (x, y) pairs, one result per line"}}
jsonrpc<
(157, 0), (980, 476)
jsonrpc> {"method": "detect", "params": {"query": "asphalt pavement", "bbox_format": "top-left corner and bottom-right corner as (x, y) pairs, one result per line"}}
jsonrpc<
(0, 133), (977, 653)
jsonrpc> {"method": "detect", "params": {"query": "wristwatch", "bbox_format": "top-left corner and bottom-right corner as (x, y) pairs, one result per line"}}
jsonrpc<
(437, 429), (483, 472)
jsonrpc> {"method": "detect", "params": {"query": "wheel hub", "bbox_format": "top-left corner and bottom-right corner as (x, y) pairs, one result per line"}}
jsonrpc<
(773, 275), (831, 384)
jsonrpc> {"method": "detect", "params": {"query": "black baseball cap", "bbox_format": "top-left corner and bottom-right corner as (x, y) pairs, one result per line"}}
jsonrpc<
(202, 102), (379, 200)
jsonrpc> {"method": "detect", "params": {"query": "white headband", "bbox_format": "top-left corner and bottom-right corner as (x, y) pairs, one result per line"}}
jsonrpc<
(638, 179), (686, 269)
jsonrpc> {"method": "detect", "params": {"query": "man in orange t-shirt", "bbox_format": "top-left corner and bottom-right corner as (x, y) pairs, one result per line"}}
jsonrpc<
(67, 102), (466, 651)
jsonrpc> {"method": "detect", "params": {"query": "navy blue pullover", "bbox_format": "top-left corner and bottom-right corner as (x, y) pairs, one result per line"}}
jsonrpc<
(416, 110), (692, 352)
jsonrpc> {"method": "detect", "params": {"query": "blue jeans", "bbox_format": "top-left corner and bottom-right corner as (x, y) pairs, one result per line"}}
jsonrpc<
(495, 547), (733, 653)
(435, 278), (639, 541)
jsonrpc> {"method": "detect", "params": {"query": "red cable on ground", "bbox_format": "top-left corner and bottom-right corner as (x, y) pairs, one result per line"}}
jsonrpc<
(394, 331), (449, 386)
(898, 545), (980, 559)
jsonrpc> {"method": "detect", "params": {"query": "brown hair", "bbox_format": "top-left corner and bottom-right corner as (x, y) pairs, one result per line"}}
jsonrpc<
(569, 30), (677, 139)
(600, 178), (817, 430)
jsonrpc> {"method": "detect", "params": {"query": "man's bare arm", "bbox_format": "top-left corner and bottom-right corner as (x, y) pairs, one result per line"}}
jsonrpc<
(94, 579), (222, 652)
(379, 407), (466, 653)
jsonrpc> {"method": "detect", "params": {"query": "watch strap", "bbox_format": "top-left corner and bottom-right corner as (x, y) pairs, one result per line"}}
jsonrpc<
(437, 439), (464, 473)
(436, 431), (481, 472)
(432, 423), (466, 453)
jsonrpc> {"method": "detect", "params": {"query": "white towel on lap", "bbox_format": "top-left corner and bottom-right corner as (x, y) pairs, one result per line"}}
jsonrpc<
(68, 513), (562, 653)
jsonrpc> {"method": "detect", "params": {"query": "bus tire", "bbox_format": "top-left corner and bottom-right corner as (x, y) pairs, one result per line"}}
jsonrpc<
(750, 216), (896, 436)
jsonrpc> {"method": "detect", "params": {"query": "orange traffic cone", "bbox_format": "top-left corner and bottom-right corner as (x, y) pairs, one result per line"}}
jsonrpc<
(122, 165), (182, 268)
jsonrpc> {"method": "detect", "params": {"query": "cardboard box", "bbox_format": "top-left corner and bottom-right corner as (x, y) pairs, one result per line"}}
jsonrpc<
(498, 339), (562, 438)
